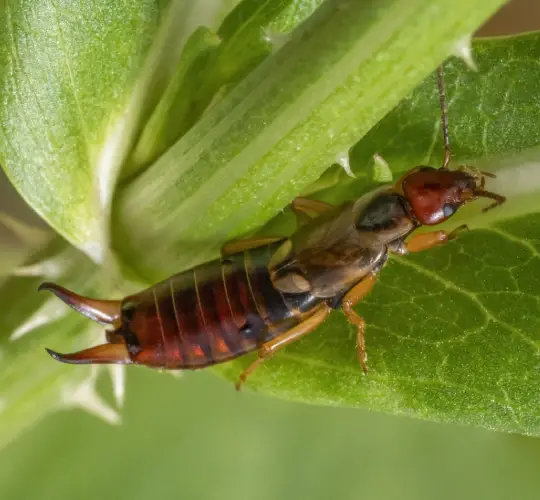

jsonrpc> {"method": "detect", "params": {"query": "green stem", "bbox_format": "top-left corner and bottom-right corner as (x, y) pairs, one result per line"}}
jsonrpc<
(114, 0), (506, 282)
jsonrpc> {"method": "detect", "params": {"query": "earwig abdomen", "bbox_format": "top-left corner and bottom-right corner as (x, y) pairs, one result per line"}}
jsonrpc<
(116, 243), (323, 370)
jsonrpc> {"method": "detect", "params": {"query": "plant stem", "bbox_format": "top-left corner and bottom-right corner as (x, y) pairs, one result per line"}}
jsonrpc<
(115, 0), (506, 281)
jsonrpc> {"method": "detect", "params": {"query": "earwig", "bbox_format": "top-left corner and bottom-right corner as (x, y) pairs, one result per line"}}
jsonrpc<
(42, 66), (506, 390)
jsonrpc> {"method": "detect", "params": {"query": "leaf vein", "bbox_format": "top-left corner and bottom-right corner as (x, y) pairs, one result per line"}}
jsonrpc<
(490, 227), (540, 258)
(48, 0), (91, 158)
(395, 257), (540, 353)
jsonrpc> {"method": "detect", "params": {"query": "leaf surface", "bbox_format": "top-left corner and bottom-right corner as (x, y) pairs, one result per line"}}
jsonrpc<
(218, 219), (540, 434)
(3, 0), (539, 442)
(0, 0), (230, 261)
(0, 1), (163, 260)
(212, 34), (540, 435)
(115, 0), (506, 280)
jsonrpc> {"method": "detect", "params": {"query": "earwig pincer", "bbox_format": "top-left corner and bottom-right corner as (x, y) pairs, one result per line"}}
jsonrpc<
(41, 67), (506, 390)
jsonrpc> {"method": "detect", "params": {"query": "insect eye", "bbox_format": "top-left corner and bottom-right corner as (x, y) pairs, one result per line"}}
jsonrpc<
(442, 204), (456, 218)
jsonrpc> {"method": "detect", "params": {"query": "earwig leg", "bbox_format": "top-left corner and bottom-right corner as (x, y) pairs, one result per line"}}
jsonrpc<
(46, 343), (132, 365)
(236, 305), (331, 391)
(221, 237), (284, 257)
(447, 224), (470, 240)
(342, 273), (378, 374)
(406, 225), (469, 253)
(39, 282), (122, 327)
(291, 197), (333, 226)
(406, 231), (448, 252)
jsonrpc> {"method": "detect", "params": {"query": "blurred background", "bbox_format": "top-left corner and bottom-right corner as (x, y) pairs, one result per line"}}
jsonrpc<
(1, 1), (540, 499)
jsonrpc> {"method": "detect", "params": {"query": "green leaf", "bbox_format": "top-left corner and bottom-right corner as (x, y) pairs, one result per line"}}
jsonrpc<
(0, 1), (231, 262)
(129, 0), (325, 173)
(212, 35), (540, 435)
(3, 0), (539, 443)
(0, 236), (125, 448)
(110, 1), (540, 435)
(114, 0), (506, 281)
(216, 217), (540, 435)
(316, 32), (540, 197)
(120, 27), (540, 435)
(129, 27), (222, 170)
(0, 1), (162, 260)
(0, 0), (336, 447)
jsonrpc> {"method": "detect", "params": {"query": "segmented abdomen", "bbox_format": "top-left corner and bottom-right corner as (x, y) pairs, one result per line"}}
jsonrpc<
(120, 243), (322, 369)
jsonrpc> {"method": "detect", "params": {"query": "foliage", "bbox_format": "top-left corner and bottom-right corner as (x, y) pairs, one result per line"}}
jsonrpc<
(2, 0), (539, 447)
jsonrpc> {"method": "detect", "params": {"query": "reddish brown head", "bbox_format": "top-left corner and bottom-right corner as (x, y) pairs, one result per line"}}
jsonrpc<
(401, 166), (505, 225)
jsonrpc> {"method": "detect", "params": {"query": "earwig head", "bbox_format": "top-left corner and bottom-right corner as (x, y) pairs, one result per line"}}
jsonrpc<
(401, 166), (505, 225)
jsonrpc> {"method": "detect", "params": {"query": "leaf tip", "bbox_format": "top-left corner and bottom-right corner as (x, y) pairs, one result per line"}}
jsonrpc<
(12, 253), (69, 279)
(107, 364), (126, 409)
(10, 299), (68, 341)
(79, 240), (107, 266)
(62, 367), (121, 425)
(336, 151), (355, 178)
(452, 35), (477, 71)
(261, 27), (291, 53)
(372, 153), (393, 182)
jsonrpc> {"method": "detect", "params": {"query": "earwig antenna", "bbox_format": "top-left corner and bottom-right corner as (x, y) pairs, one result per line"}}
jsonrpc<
(437, 65), (451, 170)
(475, 189), (506, 213)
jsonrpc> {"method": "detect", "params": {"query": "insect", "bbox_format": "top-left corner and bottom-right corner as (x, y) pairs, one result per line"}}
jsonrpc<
(41, 67), (506, 390)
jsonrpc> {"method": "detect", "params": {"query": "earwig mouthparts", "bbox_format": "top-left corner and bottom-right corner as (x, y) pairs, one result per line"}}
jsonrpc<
(38, 282), (122, 326)
(45, 343), (132, 365)
(475, 189), (506, 213)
